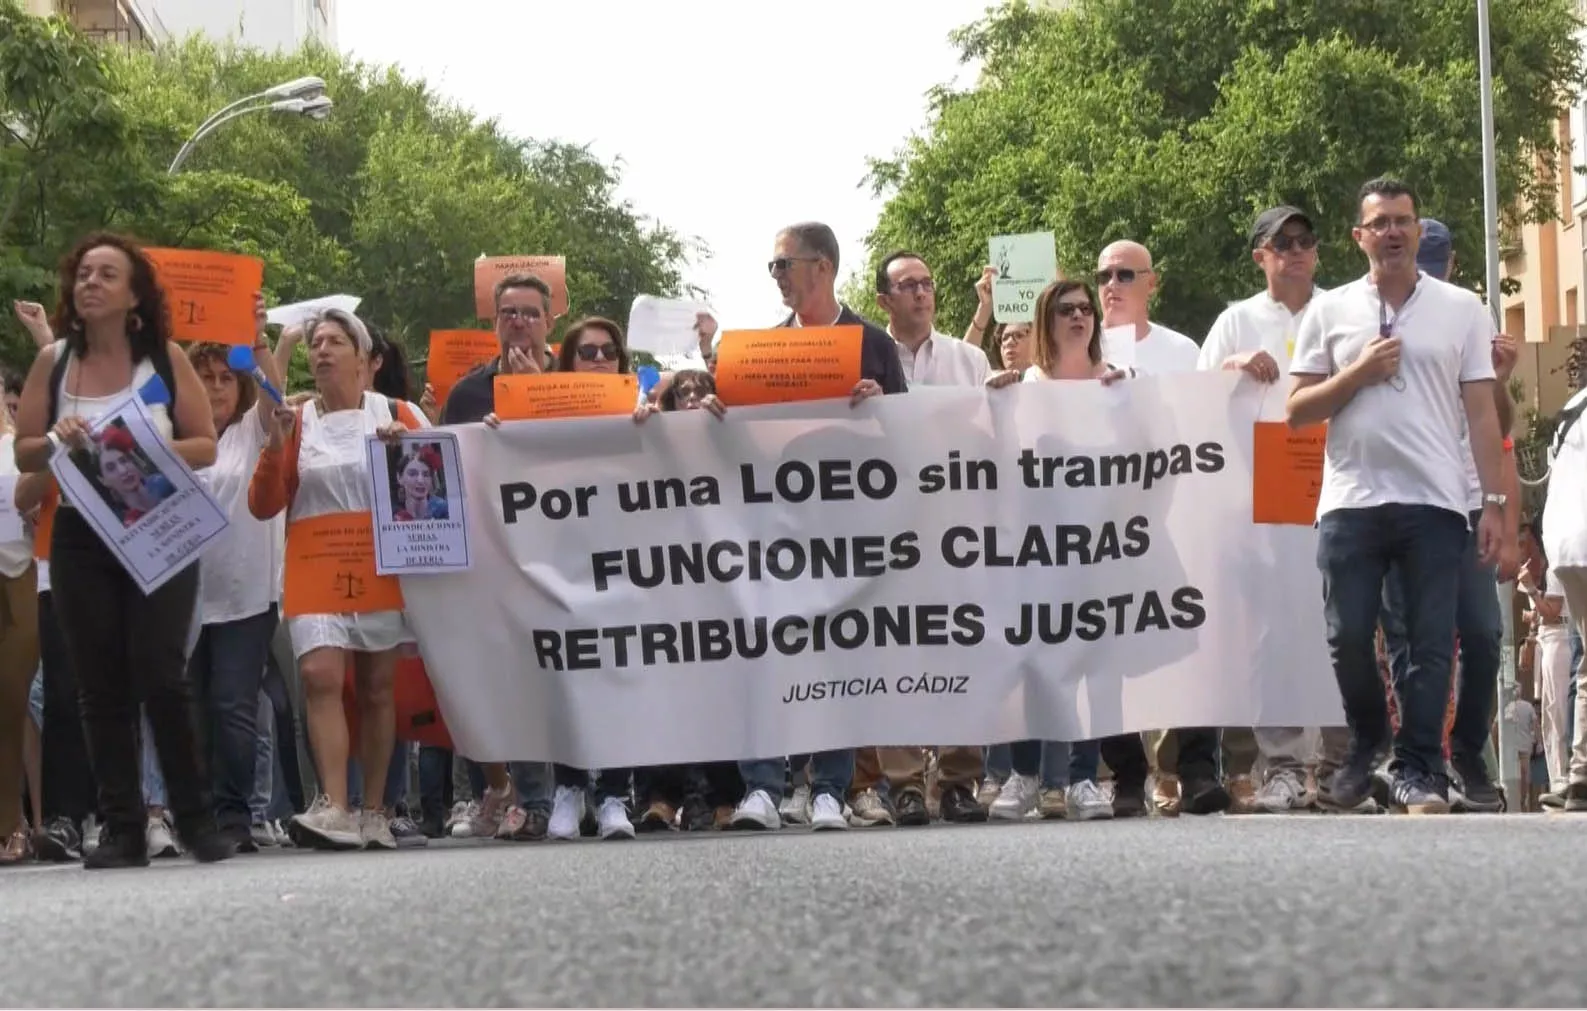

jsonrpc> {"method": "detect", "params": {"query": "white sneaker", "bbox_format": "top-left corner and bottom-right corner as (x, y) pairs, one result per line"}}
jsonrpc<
(81, 814), (100, 855)
(596, 797), (635, 840)
(1254, 770), (1309, 813)
(1064, 779), (1114, 821)
(779, 783), (812, 825)
(452, 785), (512, 838)
(268, 819), (293, 847)
(360, 809), (397, 850)
(989, 773), (1039, 821)
(290, 795), (362, 850)
(547, 786), (586, 840)
(810, 793), (848, 831)
(147, 814), (180, 858)
(730, 789), (781, 830)
(442, 799), (471, 836)
(249, 821), (279, 849)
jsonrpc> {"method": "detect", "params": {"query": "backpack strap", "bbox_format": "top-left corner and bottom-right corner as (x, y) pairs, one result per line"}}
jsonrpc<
(1551, 389), (1587, 458)
(48, 339), (181, 437)
(46, 341), (67, 426)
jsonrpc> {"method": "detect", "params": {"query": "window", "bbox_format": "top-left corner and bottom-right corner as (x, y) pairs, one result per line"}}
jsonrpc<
(1570, 288), (1579, 327)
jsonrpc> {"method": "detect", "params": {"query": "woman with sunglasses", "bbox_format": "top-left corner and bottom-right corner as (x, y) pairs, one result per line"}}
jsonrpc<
(985, 280), (1126, 823)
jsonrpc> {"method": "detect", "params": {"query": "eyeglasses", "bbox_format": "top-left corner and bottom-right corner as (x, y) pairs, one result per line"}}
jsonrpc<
(768, 256), (821, 275)
(1094, 268), (1141, 286)
(1054, 302), (1095, 318)
(891, 278), (935, 295)
(1360, 215), (1417, 235)
(1269, 232), (1319, 253)
(497, 307), (541, 322)
(576, 342), (619, 362)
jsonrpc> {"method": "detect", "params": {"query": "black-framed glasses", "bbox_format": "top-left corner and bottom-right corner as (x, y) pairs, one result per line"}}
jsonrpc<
(768, 256), (821, 275)
(892, 278), (935, 295)
(1269, 232), (1319, 253)
(576, 342), (619, 362)
(1361, 215), (1416, 235)
(498, 307), (542, 322)
(1095, 268), (1140, 286)
(1055, 301), (1095, 318)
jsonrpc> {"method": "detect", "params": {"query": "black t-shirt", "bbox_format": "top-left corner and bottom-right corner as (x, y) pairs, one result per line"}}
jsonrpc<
(776, 305), (909, 395)
(439, 347), (558, 425)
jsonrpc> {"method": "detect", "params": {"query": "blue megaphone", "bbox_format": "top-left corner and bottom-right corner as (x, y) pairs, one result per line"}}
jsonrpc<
(227, 345), (283, 404)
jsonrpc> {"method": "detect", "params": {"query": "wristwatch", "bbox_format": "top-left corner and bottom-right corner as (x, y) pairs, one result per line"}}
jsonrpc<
(1484, 492), (1509, 508)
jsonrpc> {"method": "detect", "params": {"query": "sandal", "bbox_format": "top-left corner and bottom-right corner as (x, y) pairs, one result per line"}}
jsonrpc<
(0, 827), (32, 865)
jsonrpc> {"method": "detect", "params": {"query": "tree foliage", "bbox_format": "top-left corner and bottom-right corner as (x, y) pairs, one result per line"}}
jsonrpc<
(0, 2), (693, 383)
(861, 0), (1587, 341)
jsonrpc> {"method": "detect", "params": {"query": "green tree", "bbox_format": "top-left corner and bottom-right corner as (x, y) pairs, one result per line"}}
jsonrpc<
(860, 0), (1586, 342)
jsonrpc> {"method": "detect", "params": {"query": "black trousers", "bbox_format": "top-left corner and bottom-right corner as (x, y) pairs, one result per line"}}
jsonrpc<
(51, 508), (211, 836)
(38, 590), (95, 825)
(1099, 729), (1220, 789)
(635, 763), (743, 807)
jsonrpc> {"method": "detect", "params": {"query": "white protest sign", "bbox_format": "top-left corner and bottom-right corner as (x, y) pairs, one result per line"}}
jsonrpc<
(627, 295), (712, 359)
(367, 432), (472, 575)
(266, 294), (361, 330)
(399, 373), (1340, 767)
(989, 232), (1058, 323)
(0, 475), (21, 544)
(49, 395), (229, 594)
(1102, 325), (1137, 371)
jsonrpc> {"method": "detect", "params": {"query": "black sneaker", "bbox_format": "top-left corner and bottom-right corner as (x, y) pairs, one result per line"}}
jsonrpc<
(894, 788), (930, 826)
(1542, 788), (1567, 811)
(1180, 775), (1230, 815)
(1390, 773), (1450, 815)
(939, 785), (988, 823)
(1113, 781), (1148, 819)
(679, 794), (714, 831)
(1321, 740), (1389, 811)
(228, 825), (259, 854)
(1450, 754), (1502, 813)
(1563, 781), (1587, 812)
(83, 826), (149, 870)
(34, 816), (81, 863)
(176, 819), (237, 864)
(390, 813), (430, 848)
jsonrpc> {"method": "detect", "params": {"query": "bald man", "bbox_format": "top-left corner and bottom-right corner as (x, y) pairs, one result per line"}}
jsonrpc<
(1096, 241), (1199, 374)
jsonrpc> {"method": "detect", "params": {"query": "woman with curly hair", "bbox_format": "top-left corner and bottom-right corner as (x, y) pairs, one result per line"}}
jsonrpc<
(10, 232), (231, 869)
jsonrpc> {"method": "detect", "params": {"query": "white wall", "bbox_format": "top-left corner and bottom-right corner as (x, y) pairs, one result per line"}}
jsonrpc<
(146, 0), (335, 51)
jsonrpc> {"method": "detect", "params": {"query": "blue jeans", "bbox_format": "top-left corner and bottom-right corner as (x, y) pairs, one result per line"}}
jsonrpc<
(250, 690), (272, 823)
(740, 750), (853, 803)
(512, 762), (553, 814)
(984, 743), (1012, 782)
(1318, 504), (1468, 782)
(553, 764), (631, 804)
(1009, 739), (1101, 789)
(141, 711), (166, 809)
(1380, 510), (1501, 765)
(348, 742), (409, 811)
(188, 606), (279, 830)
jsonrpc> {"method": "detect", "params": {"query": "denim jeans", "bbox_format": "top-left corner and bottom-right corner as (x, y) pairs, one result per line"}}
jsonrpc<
(259, 650), (304, 816)
(984, 743), (1012, 782)
(1380, 510), (1500, 766)
(250, 690), (273, 823)
(1318, 504), (1468, 782)
(740, 750), (853, 803)
(553, 764), (631, 804)
(348, 742), (409, 811)
(188, 606), (279, 830)
(635, 763), (742, 807)
(1009, 739), (1101, 789)
(511, 762), (553, 815)
(419, 746), (455, 825)
(141, 711), (166, 809)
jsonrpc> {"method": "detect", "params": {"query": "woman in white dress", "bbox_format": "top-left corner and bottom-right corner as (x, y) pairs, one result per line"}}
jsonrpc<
(249, 309), (427, 851)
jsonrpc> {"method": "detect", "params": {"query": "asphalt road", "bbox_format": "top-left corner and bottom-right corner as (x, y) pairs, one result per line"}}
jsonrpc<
(0, 814), (1579, 1007)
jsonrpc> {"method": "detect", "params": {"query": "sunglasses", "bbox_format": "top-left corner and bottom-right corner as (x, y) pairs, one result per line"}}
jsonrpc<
(1094, 268), (1141, 286)
(576, 342), (619, 362)
(1269, 232), (1319, 253)
(1054, 302), (1095, 318)
(767, 256), (821, 275)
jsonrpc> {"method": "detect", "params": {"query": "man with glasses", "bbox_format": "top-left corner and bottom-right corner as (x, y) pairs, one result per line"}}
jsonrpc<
(434, 272), (559, 841)
(1096, 240), (1199, 374)
(1197, 205), (1351, 813)
(729, 222), (907, 834)
(1288, 177), (1507, 815)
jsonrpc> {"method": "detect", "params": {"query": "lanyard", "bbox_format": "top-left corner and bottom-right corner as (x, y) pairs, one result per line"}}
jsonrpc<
(1378, 279), (1419, 338)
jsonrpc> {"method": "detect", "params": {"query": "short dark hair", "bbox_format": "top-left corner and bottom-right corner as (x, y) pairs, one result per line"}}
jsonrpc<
(493, 273), (553, 314)
(2, 369), (23, 399)
(1357, 177), (1418, 221)
(557, 316), (630, 374)
(186, 343), (258, 428)
(660, 369), (715, 412)
(875, 250), (927, 294)
(780, 222), (840, 272)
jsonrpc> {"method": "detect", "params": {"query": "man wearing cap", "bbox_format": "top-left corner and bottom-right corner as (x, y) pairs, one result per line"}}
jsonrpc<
(1197, 205), (1354, 813)
(1373, 215), (1520, 813)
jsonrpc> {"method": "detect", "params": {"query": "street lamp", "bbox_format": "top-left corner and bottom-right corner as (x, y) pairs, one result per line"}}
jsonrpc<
(168, 76), (333, 174)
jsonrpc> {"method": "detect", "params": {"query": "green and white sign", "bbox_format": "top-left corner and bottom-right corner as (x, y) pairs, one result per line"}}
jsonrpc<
(989, 231), (1058, 323)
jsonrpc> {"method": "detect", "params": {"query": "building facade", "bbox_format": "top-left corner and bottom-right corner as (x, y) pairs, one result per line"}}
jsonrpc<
(26, 0), (335, 50)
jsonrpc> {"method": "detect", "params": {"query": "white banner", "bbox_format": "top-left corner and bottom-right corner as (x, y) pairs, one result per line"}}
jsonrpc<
(401, 372), (1341, 767)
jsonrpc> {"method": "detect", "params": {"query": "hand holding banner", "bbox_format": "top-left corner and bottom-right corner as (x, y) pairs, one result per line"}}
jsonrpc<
(713, 326), (863, 406)
(145, 248), (264, 344)
(493, 373), (638, 421)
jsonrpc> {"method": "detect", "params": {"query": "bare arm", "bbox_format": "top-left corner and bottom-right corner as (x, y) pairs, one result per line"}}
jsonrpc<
(13, 345), (60, 473)
(273, 324), (303, 380)
(1286, 369), (1369, 427)
(963, 267), (994, 349)
(14, 471), (50, 514)
(1462, 379), (1506, 504)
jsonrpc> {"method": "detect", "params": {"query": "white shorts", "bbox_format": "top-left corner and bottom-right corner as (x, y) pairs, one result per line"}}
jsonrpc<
(287, 609), (413, 661)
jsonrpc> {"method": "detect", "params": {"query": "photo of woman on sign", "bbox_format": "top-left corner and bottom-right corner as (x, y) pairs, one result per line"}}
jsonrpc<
(388, 441), (448, 523)
(70, 418), (177, 528)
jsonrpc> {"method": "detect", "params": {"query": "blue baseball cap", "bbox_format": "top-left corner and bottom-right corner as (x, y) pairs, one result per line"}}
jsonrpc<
(1417, 218), (1452, 279)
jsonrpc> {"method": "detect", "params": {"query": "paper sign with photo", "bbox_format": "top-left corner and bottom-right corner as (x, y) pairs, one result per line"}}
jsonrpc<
(988, 232), (1058, 324)
(366, 431), (471, 575)
(48, 394), (230, 594)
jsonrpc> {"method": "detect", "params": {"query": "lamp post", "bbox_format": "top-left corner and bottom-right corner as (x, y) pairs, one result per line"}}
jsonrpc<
(168, 76), (333, 174)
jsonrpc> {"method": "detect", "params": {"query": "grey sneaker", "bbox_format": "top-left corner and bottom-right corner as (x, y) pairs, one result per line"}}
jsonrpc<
(360, 809), (398, 850)
(1390, 775), (1449, 815)
(389, 812), (428, 848)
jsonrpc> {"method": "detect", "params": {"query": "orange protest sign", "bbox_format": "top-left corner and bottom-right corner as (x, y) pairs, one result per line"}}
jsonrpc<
(1253, 421), (1326, 525)
(283, 511), (405, 617)
(32, 484), (57, 561)
(474, 255), (567, 320)
(713, 326), (864, 406)
(427, 329), (499, 405)
(343, 652), (454, 751)
(493, 373), (637, 421)
(145, 248), (264, 345)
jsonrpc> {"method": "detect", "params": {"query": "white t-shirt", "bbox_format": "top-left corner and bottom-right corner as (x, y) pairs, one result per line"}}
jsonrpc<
(891, 329), (990, 387)
(1544, 388), (1587, 570)
(1291, 273), (1495, 521)
(1197, 289), (1319, 373)
(1133, 322), (1200, 374)
(0, 434), (33, 579)
(195, 405), (284, 624)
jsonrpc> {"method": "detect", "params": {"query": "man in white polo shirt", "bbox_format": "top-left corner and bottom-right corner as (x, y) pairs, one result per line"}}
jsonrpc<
(1198, 204), (1351, 813)
(1096, 240), (1199, 374)
(1288, 177), (1506, 815)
